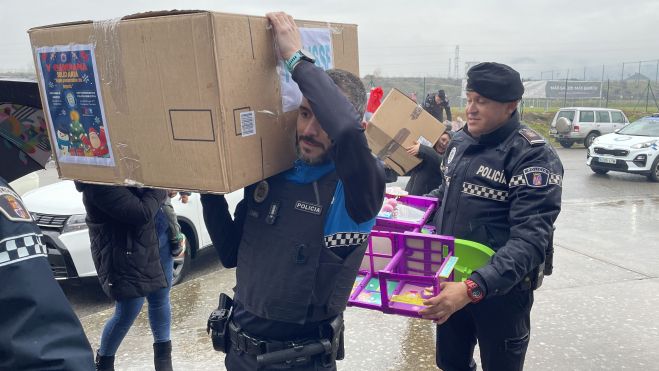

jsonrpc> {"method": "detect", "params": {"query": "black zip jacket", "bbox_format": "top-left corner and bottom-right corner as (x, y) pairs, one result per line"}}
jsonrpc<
(428, 111), (563, 298)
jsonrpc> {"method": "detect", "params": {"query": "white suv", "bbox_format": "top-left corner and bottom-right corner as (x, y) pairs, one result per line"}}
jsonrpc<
(586, 114), (659, 181)
(549, 107), (629, 148)
(21, 180), (241, 285)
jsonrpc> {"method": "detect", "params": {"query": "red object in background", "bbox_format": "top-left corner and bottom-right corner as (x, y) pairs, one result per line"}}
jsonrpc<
(366, 86), (384, 113)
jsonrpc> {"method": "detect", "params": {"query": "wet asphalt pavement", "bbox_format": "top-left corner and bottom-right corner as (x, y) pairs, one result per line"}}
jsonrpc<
(53, 147), (659, 370)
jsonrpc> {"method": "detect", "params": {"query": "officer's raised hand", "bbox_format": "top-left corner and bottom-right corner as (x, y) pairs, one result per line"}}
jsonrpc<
(266, 12), (302, 60)
(418, 281), (472, 324)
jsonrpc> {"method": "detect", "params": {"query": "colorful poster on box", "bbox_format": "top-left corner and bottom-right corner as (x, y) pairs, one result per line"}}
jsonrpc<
(35, 44), (115, 167)
(278, 28), (334, 112)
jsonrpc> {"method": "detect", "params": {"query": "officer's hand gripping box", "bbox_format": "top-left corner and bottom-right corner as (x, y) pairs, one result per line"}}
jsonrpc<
(366, 88), (446, 176)
(28, 10), (359, 193)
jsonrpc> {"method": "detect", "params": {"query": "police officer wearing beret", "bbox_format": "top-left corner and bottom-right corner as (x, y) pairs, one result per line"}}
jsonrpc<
(420, 62), (563, 371)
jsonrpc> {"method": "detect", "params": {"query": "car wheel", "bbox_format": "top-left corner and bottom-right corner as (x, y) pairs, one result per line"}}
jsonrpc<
(590, 167), (608, 175)
(171, 237), (190, 286)
(558, 140), (573, 148)
(584, 132), (599, 148)
(647, 157), (659, 182)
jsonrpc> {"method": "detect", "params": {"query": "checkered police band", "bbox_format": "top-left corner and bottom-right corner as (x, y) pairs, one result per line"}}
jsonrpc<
(0, 233), (47, 267)
(461, 182), (509, 202)
(324, 232), (369, 248)
(509, 167), (563, 188)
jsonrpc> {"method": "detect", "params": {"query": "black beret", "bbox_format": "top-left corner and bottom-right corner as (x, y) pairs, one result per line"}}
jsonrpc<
(437, 89), (446, 98)
(466, 62), (524, 102)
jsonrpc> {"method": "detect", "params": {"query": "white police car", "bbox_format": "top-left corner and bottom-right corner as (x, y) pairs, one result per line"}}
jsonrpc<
(586, 114), (659, 181)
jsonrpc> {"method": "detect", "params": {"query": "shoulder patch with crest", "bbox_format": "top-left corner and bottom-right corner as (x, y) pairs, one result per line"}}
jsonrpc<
(518, 128), (545, 146)
(0, 186), (32, 222)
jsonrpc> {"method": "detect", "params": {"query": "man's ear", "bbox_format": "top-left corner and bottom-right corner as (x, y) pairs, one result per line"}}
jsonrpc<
(506, 101), (520, 115)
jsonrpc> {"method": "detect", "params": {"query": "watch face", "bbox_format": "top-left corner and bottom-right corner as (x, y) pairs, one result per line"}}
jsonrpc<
(299, 48), (316, 63)
(472, 287), (483, 298)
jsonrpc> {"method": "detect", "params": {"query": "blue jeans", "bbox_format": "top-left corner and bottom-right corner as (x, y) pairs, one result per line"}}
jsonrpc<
(98, 223), (173, 356)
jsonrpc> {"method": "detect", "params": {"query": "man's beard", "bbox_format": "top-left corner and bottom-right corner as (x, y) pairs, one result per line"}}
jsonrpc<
(296, 136), (331, 165)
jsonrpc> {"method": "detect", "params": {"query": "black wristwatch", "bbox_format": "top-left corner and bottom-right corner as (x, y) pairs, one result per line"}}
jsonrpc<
(285, 49), (316, 73)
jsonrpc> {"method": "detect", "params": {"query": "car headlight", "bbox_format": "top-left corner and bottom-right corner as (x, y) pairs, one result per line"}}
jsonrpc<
(62, 214), (88, 234)
(631, 140), (657, 149)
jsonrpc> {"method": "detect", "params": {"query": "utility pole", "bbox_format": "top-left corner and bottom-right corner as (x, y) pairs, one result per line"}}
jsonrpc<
(563, 69), (570, 106)
(454, 45), (460, 79)
(621, 62), (625, 81)
(638, 61), (642, 86)
(448, 58), (451, 79)
(583, 67), (586, 80)
(600, 65), (605, 107)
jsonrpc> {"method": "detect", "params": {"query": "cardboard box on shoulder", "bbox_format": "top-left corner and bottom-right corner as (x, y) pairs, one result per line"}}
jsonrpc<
(28, 10), (359, 193)
(366, 88), (445, 176)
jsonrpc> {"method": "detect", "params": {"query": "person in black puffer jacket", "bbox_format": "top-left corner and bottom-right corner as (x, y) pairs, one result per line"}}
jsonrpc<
(75, 182), (174, 371)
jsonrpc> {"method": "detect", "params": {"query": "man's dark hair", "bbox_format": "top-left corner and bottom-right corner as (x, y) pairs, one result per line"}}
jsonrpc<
(326, 69), (366, 118)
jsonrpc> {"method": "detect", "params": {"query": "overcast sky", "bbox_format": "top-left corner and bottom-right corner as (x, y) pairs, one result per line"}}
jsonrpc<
(3, 0), (659, 79)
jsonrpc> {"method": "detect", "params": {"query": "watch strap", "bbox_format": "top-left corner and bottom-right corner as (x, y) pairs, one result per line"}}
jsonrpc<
(465, 279), (484, 303)
(285, 49), (315, 74)
(285, 51), (303, 74)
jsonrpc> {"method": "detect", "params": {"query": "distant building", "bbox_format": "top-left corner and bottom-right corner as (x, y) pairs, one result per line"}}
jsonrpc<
(625, 72), (650, 81)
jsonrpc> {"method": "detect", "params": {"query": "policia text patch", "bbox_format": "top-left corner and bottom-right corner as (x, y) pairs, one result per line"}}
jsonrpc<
(294, 201), (322, 215)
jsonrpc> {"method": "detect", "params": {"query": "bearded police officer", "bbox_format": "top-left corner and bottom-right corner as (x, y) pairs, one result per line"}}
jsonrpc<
(0, 177), (95, 370)
(201, 12), (385, 371)
(420, 62), (563, 371)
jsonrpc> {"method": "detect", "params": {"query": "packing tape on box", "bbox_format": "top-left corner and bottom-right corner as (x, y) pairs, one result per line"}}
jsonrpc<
(113, 142), (145, 187)
(91, 18), (129, 114)
(374, 127), (411, 161)
(410, 105), (424, 120)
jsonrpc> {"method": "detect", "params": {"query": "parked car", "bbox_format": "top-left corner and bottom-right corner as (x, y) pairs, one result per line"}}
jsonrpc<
(8, 172), (40, 196)
(586, 114), (659, 181)
(549, 107), (629, 148)
(21, 180), (242, 285)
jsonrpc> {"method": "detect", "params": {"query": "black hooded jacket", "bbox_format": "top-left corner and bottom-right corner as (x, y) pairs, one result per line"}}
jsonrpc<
(76, 182), (167, 300)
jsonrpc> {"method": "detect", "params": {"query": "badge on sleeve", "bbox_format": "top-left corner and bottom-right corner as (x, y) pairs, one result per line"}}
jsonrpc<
(523, 167), (550, 188)
(447, 147), (457, 164)
(0, 187), (32, 222)
(253, 181), (269, 203)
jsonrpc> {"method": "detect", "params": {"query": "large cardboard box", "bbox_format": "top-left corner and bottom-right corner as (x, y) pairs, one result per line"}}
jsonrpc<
(28, 10), (359, 193)
(366, 89), (445, 175)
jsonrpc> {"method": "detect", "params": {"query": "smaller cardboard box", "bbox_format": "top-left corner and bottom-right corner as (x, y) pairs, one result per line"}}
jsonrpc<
(366, 89), (445, 175)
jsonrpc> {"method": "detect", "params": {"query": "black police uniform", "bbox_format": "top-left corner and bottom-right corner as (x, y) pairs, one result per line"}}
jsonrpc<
(428, 113), (563, 370)
(423, 93), (452, 122)
(427, 62), (563, 371)
(0, 177), (94, 370)
(201, 60), (385, 371)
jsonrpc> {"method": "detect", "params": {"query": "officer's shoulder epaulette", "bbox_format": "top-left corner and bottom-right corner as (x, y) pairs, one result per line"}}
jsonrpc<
(518, 127), (545, 146)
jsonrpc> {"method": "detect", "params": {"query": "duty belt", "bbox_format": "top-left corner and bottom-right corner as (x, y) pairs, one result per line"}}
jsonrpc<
(228, 321), (320, 357)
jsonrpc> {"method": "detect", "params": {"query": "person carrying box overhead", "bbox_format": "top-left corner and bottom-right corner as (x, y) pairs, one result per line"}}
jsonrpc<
(201, 11), (385, 371)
